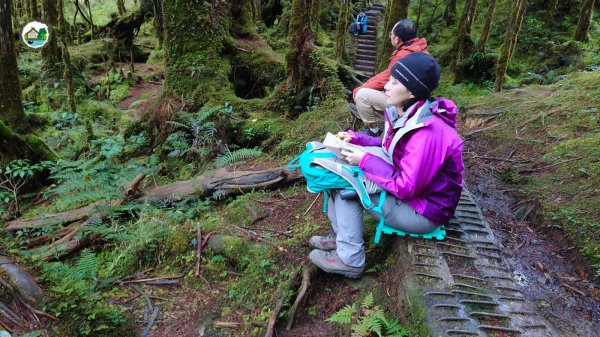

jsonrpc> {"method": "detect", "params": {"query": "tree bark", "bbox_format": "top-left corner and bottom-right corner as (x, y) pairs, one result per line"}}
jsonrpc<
(57, 0), (76, 113)
(42, 0), (61, 72)
(415, 0), (423, 30)
(0, 0), (27, 133)
(477, 0), (497, 52)
(28, 0), (39, 19)
(377, 0), (410, 72)
(310, 0), (320, 31)
(508, 0), (526, 60)
(425, 0), (443, 33)
(450, 0), (477, 82)
(335, 0), (350, 62)
(573, 0), (595, 41)
(286, 0), (314, 93)
(152, 0), (163, 47)
(545, 0), (559, 25)
(443, 0), (456, 24)
(84, 0), (94, 39)
(117, 0), (126, 15)
(495, 0), (527, 92)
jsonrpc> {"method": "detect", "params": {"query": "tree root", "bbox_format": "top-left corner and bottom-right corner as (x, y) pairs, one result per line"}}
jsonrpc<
(265, 296), (285, 337)
(285, 264), (316, 330)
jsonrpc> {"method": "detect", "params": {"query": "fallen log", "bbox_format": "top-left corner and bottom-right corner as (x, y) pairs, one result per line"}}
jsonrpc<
(0, 256), (43, 307)
(5, 167), (302, 232)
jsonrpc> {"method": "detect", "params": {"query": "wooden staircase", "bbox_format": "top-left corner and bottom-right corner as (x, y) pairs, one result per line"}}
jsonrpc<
(354, 3), (385, 77)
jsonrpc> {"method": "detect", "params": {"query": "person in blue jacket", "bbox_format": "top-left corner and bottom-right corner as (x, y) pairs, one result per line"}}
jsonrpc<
(355, 12), (368, 35)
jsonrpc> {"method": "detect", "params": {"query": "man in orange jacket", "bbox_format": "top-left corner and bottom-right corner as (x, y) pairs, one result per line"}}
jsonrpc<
(350, 19), (429, 136)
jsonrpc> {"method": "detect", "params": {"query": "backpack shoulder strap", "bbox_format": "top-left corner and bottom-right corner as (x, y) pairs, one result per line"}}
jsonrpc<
(385, 99), (435, 158)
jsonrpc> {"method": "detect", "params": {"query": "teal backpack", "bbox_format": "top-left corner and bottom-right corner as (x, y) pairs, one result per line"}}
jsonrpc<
(287, 141), (386, 213)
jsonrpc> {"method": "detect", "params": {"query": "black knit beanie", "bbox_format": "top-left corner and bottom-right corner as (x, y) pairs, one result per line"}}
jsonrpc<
(390, 52), (441, 100)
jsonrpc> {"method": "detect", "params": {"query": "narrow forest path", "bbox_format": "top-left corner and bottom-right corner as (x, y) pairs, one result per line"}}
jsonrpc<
(115, 63), (163, 115)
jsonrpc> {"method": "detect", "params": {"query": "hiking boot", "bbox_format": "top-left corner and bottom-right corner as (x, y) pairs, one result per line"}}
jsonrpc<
(308, 233), (337, 251)
(360, 127), (381, 137)
(309, 249), (364, 278)
(348, 103), (361, 120)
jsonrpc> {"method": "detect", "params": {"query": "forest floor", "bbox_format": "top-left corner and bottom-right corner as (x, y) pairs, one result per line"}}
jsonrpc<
(104, 61), (599, 336)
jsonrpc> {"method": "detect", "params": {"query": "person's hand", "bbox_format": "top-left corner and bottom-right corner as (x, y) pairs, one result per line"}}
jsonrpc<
(341, 148), (365, 166)
(337, 131), (354, 142)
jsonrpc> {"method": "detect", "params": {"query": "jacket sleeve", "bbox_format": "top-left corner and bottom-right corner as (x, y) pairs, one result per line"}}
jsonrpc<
(347, 130), (381, 146)
(358, 128), (446, 200)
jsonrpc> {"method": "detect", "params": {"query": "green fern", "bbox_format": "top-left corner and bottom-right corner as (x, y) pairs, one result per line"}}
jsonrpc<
(46, 154), (156, 211)
(214, 148), (263, 168)
(328, 293), (408, 337)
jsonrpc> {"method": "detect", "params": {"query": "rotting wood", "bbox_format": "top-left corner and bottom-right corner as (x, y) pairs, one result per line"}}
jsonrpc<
(265, 296), (285, 337)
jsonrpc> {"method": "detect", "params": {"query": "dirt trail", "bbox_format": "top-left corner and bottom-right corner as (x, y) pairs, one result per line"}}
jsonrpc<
(464, 152), (600, 336)
(88, 62), (163, 115)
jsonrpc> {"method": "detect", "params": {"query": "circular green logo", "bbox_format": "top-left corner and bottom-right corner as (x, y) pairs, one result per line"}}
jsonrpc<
(22, 21), (49, 49)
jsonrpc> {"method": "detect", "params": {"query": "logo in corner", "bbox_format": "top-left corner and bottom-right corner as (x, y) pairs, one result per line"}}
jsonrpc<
(22, 21), (49, 49)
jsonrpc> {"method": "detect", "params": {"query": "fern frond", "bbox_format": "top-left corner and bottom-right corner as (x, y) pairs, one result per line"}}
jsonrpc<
(361, 293), (374, 309)
(351, 322), (370, 337)
(326, 304), (356, 325)
(214, 148), (263, 168)
(360, 316), (383, 337)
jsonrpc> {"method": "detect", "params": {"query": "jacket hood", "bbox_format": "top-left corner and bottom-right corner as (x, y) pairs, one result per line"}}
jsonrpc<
(430, 97), (457, 129)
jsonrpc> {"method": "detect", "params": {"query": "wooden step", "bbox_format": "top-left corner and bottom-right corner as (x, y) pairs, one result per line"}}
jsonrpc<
(355, 60), (376, 68)
(356, 55), (377, 63)
(355, 64), (375, 72)
(357, 50), (378, 57)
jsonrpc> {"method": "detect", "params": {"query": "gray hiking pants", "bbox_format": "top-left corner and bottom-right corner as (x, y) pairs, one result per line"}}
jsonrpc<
(327, 190), (438, 268)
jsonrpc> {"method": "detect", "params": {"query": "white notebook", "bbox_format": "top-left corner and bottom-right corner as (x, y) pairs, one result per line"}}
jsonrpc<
(322, 132), (393, 165)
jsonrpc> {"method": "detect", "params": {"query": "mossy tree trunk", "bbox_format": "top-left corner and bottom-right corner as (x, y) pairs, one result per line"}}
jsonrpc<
(152, 0), (163, 47)
(377, 0), (410, 72)
(0, 0), (27, 133)
(545, 0), (559, 25)
(573, 0), (595, 41)
(286, 0), (314, 93)
(84, 0), (94, 39)
(251, 0), (261, 21)
(42, 0), (61, 72)
(508, 0), (526, 60)
(425, 0), (443, 33)
(443, 0), (456, 24)
(58, 0), (76, 113)
(494, 0), (527, 92)
(117, 0), (126, 15)
(28, 0), (39, 19)
(335, 0), (350, 62)
(232, 0), (259, 38)
(477, 0), (496, 52)
(449, 0), (477, 82)
(415, 0), (423, 30)
(310, 0), (320, 31)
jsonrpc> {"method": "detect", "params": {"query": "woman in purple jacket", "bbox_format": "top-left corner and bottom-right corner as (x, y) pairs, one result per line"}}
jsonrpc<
(309, 52), (464, 278)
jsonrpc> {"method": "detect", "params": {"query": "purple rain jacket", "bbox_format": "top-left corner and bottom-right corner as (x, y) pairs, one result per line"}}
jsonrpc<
(348, 98), (464, 225)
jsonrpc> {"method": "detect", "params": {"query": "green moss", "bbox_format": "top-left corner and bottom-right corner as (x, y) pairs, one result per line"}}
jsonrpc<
(0, 119), (14, 138)
(464, 71), (600, 270)
(109, 83), (131, 102)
